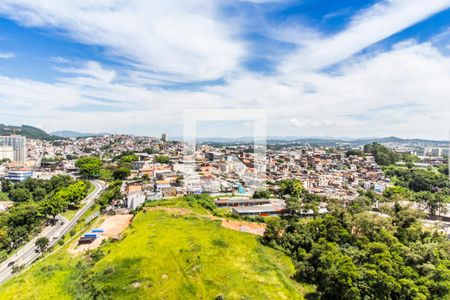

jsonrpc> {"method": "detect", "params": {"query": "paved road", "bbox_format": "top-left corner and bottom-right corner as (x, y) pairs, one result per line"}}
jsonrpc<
(0, 180), (105, 285)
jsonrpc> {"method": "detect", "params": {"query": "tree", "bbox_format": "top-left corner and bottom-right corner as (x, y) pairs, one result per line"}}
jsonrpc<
(1, 179), (13, 193)
(434, 192), (449, 216)
(438, 164), (449, 176)
(346, 149), (365, 157)
(143, 148), (156, 154)
(414, 191), (434, 211)
(7, 203), (41, 230)
(49, 174), (73, 191)
(402, 153), (420, 163)
(285, 196), (303, 217)
(96, 180), (123, 209)
(41, 196), (66, 221)
(112, 167), (131, 180)
(278, 179), (304, 198)
(75, 157), (102, 179)
(364, 143), (401, 166)
(99, 169), (113, 181)
(348, 196), (372, 215)
(155, 155), (170, 164)
(33, 187), (47, 201)
(35, 237), (49, 255)
(120, 154), (138, 164)
(383, 186), (410, 200)
(9, 188), (32, 202)
(56, 181), (88, 206)
(252, 190), (272, 199)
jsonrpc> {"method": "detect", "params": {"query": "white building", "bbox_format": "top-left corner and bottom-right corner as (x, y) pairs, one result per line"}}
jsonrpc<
(0, 145), (14, 161)
(126, 191), (146, 210)
(0, 135), (26, 163)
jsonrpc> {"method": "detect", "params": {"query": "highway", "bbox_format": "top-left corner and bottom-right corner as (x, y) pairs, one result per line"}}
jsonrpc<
(0, 180), (105, 285)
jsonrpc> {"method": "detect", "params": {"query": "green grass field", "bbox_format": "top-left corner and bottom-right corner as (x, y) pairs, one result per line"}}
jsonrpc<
(0, 208), (312, 299)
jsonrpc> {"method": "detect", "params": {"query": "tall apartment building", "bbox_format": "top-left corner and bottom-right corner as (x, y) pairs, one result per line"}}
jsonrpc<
(0, 145), (14, 161)
(0, 135), (26, 163)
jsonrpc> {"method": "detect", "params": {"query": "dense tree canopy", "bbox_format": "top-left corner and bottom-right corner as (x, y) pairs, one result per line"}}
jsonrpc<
(0, 176), (89, 253)
(112, 167), (131, 180)
(263, 204), (450, 299)
(41, 181), (89, 219)
(439, 164), (449, 176)
(9, 188), (32, 202)
(384, 166), (450, 193)
(278, 179), (304, 198)
(75, 157), (102, 179)
(96, 180), (123, 209)
(364, 143), (401, 166)
(346, 149), (365, 157)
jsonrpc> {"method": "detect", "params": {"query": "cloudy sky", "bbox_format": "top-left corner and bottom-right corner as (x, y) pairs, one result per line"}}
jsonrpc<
(0, 0), (450, 139)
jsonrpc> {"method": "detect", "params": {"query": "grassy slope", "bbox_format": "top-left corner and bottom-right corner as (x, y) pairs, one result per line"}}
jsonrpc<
(0, 208), (311, 299)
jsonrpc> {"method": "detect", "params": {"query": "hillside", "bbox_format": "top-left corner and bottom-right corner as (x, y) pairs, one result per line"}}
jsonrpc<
(0, 124), (61, 140)
(192, 135), (447, 147)
(50, 130), (108, 138)
(0, 206), (311, 299)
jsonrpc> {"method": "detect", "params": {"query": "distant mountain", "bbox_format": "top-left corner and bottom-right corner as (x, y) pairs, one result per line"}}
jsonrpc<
(185, 136), (447, 147)
(350, 136), (447, 146)
(0, 124), (61, 140)
(50, 130), (108, 138)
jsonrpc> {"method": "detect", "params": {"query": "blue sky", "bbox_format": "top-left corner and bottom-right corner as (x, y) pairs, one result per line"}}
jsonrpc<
(0, 0), (450, 139)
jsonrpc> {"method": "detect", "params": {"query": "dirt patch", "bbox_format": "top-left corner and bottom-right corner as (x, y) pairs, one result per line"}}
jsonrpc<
(69, 214), (133, 254)
(221, 219), (266, 236)
(101, 214), (134, 238)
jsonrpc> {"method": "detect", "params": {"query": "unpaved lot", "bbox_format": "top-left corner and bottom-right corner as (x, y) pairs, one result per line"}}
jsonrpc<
(221, 219), (266, 236)
(69, 214), (133, 254)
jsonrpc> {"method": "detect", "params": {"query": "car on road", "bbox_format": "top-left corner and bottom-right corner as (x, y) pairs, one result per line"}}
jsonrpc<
(52, 232), (60, 239)
(7, 261), (14, 267)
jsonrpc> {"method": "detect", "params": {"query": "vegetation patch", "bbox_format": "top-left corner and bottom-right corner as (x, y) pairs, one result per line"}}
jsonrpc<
(0, 208), (311, 299)
(263, 203), (450, 299)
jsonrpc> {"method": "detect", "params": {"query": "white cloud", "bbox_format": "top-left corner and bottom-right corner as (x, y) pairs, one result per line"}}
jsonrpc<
(290, 118), (335, 127)
(1, 40), (448, 139)
(280, 0), (450, 74)
(207, 40), (450, 139)
(0, 0), (450, 139)
(0, 1), (244, 82)
(0, 51), (15, 59)
(55, 60), (117, 83)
